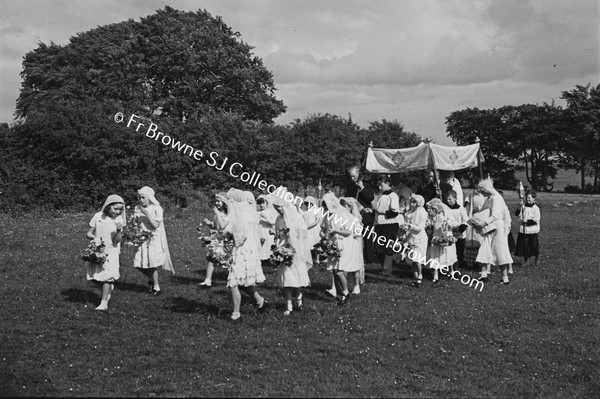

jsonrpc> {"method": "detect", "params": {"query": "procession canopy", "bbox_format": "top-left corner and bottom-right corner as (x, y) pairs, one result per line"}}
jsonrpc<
(365, 142), (482, 173)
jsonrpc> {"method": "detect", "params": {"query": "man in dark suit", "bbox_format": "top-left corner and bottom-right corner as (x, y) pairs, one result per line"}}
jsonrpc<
(416, 170), (439, 203)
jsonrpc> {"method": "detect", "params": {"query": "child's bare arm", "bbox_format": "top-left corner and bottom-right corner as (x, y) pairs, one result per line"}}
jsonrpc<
(86, 227), (96, 240)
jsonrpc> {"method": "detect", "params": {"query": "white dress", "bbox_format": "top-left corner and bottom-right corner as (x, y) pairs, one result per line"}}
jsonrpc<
(326, 214), (361, 273)
(227, 212), (265, 288)
(475, 194), (514, 266)
(275, 216), (311, 288)
(302, 210), (322, 247)
(404, 207), (428, 261)
(133, 205), (166, 269)
(86, 212), (120, 283)
(258, 208), (277, 260)
(427, 216), (458, 268)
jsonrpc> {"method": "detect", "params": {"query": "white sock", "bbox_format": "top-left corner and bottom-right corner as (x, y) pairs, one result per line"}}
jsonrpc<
(153, 285), (160, 291)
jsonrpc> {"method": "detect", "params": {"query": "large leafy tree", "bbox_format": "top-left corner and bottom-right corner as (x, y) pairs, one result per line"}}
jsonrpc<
(285, 114), (363, 189)
(560, 83), (600, 191)
(9, 6), (286, 208)
(446, 107), (518, 188)
(502, 103), (565, 191)
(16, 6), (285, 122)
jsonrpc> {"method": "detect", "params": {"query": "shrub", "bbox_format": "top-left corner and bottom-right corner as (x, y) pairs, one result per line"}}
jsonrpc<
(564, 184), (581, 193)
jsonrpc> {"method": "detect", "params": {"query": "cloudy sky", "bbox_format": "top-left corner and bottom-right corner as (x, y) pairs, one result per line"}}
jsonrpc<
(1, 0), (598, 144)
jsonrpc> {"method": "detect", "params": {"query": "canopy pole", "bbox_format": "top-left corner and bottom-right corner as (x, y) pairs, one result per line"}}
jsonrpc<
(475, 137), (483, 180)
(426, 138), (442, 199)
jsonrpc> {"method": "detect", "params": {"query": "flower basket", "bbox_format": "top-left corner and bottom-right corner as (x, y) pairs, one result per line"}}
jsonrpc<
(199, 226), (234, 269)
(81, 239), (107, 265)
(270, 241), (295, 267)
(122, 215), (154, 246)
(464, 227), (481, 266)
(312, 236), (341, 263)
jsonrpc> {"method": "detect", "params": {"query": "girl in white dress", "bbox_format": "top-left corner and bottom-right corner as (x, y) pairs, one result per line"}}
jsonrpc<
(470, 179), (514, 284)
(199, 192), (230, 287)
(340, 197), (365, 294)
(85, 195), (125, 310)
(426, 200), (458, 283)
(301, 196), (322, 249)
(226, 189), (267, 320)
(404, 194), (429, 287)
(133, 186), (174, 296)
(322, 193), (358, 305)
(272, 189), (312, 315)
(256, 194), (278, 264)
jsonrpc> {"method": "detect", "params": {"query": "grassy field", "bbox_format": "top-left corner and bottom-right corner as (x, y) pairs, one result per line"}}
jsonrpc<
(1, 190), (599, 397)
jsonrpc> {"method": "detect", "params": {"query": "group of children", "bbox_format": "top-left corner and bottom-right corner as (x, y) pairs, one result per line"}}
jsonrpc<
(84, 186), (173, 311)
(197, 187), (365, 317)
(84, 178), (541, 317)
(370, 175), (541, 287)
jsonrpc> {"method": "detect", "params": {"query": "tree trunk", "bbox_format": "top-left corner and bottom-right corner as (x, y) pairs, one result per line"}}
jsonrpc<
(542, 152), (548, 191)
(594, 163), (599, 192)
(581, 157), (586, 190)
(531, 148), (539, 191)
(524, 151), (531, 189)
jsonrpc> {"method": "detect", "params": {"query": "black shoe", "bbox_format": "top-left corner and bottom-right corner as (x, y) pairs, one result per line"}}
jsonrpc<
(501, 280), (510, 285)
(337, 295), (349, 306)
(149, 289), (162, 296)
(413, 280), (422, 288)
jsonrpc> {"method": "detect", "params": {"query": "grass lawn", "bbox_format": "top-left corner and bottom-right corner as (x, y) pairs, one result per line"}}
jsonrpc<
(1, 190), (599, 397)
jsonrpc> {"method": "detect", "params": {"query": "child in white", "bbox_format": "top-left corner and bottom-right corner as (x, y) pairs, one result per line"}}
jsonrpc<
(86, 195), (125, 310)
(200, 192), (230, 287)
(133, 186), (174, 295)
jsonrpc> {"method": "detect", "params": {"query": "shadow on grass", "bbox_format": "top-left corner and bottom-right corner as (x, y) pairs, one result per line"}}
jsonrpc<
(61, 288), (100, 304)
(302, 282), (338, 303)
(169, 275), (202, 285)
(115, 281), (149, 293)
(169, 296), (227, 317)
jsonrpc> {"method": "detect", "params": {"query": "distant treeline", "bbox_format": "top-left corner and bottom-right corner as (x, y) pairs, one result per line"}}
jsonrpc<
(0, 113), (426, 211)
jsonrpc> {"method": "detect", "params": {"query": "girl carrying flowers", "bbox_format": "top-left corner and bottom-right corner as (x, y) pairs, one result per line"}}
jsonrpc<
(84, 195), (126, 310)
(403, 194), (429, 287)
(256, 194), (278, 265)
(426, 199), (458, 283)
(322, 193), (357, 305)
(272, 188), (312, 315)
(199, 192), (231, 287)
(226, 189), (267, 320)
(132, 186), (174, 296)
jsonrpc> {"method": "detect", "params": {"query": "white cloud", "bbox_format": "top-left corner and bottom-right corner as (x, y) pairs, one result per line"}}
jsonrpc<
(0, 0), (598, 144)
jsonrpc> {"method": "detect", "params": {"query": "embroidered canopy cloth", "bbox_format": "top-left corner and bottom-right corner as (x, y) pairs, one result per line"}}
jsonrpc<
(365, 142), (482, 173)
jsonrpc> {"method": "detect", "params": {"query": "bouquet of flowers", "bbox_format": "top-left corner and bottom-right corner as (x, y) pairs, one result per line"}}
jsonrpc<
(122, 215), (154, 246)
(431, 234), (457, 246)
(270, 241), (295, 266)
(81, 238), (107, 265)
(396, 224), (416, 251)
(198, 224), (234, 268)
(312, 236), (341, 260)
